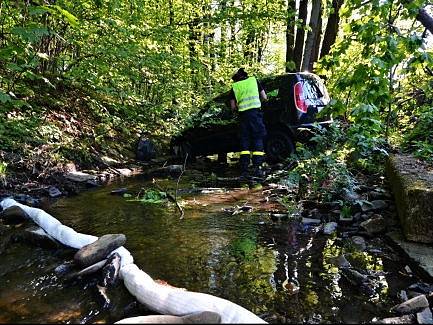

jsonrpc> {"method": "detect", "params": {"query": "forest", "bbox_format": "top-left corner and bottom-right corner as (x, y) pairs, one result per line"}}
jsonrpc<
(0, 0), (432, 182)
(0, 1), (433, 324)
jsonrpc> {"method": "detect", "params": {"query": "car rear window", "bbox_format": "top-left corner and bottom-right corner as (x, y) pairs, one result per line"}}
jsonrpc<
(301, 75), (330, 102)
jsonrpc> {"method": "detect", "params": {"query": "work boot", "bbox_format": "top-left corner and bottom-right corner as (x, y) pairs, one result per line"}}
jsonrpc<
(239, 170), (249, 181)
(253, 166), (264, 178)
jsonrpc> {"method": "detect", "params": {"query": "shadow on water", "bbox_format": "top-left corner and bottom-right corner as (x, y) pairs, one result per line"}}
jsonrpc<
(0, 170), (425, 323)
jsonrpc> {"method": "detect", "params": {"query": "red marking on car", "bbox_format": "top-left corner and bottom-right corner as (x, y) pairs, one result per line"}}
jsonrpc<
(294, 82), (307, 113)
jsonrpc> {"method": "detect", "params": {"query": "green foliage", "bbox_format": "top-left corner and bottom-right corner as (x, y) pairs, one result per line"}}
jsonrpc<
(136, 189), (168, 204)
(403, 105), (433, 162)
(0, 162), (7, 176)
(317, 0), (432, 166)
(287, 122), (358, 202)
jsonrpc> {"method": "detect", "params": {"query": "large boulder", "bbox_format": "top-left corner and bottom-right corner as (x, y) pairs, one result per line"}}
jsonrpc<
(74, 234), (126, 267)
(386, 154), (433, 243)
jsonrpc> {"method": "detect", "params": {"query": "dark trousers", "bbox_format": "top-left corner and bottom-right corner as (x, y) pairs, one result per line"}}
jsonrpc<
(239, 108), (267, 173)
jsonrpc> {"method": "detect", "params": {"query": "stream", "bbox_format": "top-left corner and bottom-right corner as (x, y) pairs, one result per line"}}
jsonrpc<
(0, 161), (427, 324)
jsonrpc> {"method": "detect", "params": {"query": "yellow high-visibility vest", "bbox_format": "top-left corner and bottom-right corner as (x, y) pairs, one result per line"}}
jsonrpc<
(232, 77), (261, 112)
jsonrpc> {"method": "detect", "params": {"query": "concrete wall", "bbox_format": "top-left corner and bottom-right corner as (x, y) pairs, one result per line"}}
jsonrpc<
(386, 154), (433, 244)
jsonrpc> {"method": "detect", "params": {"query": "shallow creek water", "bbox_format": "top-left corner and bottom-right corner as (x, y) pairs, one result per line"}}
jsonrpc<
(0, 166), (424, 324)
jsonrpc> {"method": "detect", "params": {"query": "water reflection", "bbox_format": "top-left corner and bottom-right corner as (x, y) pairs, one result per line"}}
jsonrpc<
(0, 175), (413, 323)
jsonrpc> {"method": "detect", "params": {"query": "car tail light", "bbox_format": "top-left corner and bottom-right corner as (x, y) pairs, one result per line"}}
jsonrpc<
(294, 82), (307, 113)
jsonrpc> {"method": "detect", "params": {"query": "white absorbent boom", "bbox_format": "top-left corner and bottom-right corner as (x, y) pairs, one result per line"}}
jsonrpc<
(0, 198), (267, 324)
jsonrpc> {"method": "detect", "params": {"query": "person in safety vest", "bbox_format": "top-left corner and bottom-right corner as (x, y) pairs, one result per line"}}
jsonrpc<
(229, 68), (268, 179)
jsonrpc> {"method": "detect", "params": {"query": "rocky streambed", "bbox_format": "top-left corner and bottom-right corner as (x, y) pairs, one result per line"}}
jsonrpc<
(0, 158), (432, 323)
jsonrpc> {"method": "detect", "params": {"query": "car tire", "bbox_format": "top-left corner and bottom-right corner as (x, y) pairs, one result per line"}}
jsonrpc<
(265, 130), (295, 163)
(176, 141), (195, 162)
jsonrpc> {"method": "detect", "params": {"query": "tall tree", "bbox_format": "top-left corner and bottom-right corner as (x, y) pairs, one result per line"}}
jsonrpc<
(302, 0), (322, 72)
(285, 0), (296, 72)
(293, 0), (308, 71)
(416, 8), (433, 34)
(320, 0), (343, 59)
(309, 3), (323, 70)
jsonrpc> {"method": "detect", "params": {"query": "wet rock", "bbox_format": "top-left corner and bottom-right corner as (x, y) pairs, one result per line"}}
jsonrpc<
(329, 254), (351, 268)
(359, 200), (388, 212)
(74, 234), (126, 267)
(368, 190), (391, 200)
(86, 180), (99, 188)
(341, 268), (368, 285)
(156, 165), (184, 176)
(65, 171), (98, 183)
(0, 206), (29, 224)
(353, 212), (362, 222)
(19, 226), (59, 248)
(110, 188), (128, 195)
(323, 222), (338, 235)
(390, 294), (429, 314)
(115, 168), (133, 176)
(54, 260), (76, 276)
(350, 236), (367, 251)
(397, 290), (408, 302)
(372, 315), (416, 324)
(13, 194), (41, 207)
(417, 307), (433, 324)
(271, 213), (289, 222)
(302, 217), (321, 225)
(360, 215), (387, 235)
(47, 186), (62, 198)
(408, 282), (433, 295)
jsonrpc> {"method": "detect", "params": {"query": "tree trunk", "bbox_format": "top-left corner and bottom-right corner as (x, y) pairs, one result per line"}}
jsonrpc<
(293, 0), (308, 71)
(309, 4), (322, 71)
(320, 0), (343, 59)
(416, 8), (433, 34)
(244, 30), (255, 62)
(285, 0), (296, 72)
(302, 0), (321, 72)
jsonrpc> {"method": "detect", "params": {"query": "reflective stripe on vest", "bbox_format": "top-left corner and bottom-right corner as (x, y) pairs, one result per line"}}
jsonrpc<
(240, 151), (251, 155)
(232, 76), (261, 112)
(252, 151), (265, 156)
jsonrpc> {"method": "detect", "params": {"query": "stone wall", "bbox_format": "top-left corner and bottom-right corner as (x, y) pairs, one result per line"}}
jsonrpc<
(386, 154), (433, 244)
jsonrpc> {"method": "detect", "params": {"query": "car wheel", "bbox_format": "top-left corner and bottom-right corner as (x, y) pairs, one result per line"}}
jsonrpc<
(175, 141), (195, 162)
(265, 130), (295, 163)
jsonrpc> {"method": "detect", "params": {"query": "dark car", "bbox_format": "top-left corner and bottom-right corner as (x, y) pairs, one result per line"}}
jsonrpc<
(171, 72), (333, 162)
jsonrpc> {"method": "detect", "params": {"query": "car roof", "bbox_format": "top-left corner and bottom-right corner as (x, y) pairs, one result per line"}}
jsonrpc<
(212, 72), (321, 103)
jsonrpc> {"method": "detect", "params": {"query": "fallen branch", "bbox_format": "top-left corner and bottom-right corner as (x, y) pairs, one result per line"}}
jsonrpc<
(174, 154), (188, 219)
(152, 178), (184, 219)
